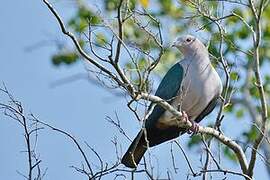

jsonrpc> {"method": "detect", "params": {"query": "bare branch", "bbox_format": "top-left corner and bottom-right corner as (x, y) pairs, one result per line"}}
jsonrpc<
(247, 0), (268, 176)
(0, 86), (45, 180)
(42, 0), (135, 95)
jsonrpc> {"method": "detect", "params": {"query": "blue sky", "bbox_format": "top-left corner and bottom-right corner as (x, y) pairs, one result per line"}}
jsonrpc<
(0, 1), (268, 180)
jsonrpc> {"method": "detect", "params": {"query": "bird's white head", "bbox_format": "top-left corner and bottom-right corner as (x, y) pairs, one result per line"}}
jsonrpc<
(172, 35), (206, 57)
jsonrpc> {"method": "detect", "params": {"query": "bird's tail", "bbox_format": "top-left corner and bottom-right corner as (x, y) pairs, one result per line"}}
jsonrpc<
(121, 130), (148, 168)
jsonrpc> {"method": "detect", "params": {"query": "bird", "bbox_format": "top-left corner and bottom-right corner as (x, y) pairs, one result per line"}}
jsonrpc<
(121, 35), (223, 168)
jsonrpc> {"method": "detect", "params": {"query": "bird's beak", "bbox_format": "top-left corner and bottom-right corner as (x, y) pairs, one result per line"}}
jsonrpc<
(171, 40), (181, 48)
(171, 41), (177, 48)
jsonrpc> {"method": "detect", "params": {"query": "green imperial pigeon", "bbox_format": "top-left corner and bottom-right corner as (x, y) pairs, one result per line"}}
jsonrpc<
(122, 35), (223, 168)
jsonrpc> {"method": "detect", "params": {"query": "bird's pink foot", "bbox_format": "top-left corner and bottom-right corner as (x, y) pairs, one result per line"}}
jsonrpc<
(180, 111), (199, 135)
(181, 111), (199, 135)
(187, 120), (199, 135)
(182, 111), (189, 122)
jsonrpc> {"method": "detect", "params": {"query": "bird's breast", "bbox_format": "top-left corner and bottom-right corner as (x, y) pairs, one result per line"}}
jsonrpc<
(156, 61), (222, 128)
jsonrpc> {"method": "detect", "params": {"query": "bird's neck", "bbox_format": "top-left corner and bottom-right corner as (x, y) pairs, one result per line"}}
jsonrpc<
(184, 50), (210, 66)
(184, 50), (211, 71)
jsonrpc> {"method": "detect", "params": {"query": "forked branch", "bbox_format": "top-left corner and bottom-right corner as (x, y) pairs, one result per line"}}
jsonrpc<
(42, 0), (250, 177)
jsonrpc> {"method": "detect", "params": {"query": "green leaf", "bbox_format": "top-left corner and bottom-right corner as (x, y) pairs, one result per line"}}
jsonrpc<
(243, 126), (258, 142)
(52, 52), (79, 66)
(235, 109), (244, 118)
(105, 0), (118, 11)
(138, 58), (147, 70)
(68, 6), (101, 33)
(159, 0), (173, 12)
(208, 41), (219, 58)
(95, 33), (107, 46)
(249, 86), (260, 99)
(237, 27), (249, 39)
(230, 72), (239, 81)
(187, 135), (201, 148)
(224, 104), (234, 113)
(223, 146), (237, 161)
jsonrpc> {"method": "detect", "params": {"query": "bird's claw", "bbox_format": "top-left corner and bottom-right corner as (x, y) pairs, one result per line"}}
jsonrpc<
(182, 111), (189, 122)
(187, 121), (199, 135)
(181, 111), (199, 135)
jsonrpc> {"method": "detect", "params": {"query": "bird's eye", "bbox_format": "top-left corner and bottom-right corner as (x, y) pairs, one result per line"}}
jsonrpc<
(186, 38), (191, 42)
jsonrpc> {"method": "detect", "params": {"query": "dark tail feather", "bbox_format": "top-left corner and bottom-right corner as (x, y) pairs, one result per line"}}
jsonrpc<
(121, 130), (148, 168)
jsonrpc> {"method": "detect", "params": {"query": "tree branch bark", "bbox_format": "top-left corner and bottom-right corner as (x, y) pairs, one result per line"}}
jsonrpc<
(247, 0), (268, 177)
(43, 0), (250, 178)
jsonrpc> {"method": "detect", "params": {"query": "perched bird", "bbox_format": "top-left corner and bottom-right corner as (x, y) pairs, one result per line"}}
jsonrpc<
(122, 35), (223, 168)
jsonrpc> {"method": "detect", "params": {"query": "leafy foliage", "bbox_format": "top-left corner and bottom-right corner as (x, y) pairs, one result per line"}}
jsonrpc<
(52, 52), (79, 66)
(243, 125), (259, 143)
(223, 146), (237, 162)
